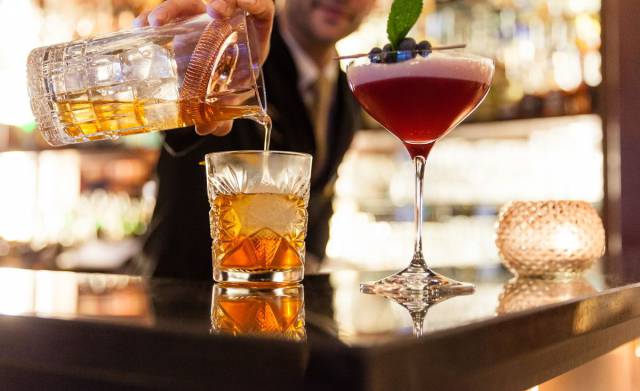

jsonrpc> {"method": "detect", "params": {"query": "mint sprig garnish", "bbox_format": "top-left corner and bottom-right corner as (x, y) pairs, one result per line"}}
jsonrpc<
(387, 0), (423, 50)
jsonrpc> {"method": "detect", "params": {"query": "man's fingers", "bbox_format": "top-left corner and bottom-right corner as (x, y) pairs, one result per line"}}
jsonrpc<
(133, 0), (271, 140)
(148, 0), (207, 26)
(137, 0), (274, 31)
(195, 121), (234, 136)
(207, 0), (274, 23)
(208, 0), (238, 19)
(133, 9), (152, 27)
(214, 121), (234, 136)
(194, 123), (212, 136)
(206, 0), (273, 63)
(237, 0), (274, 22)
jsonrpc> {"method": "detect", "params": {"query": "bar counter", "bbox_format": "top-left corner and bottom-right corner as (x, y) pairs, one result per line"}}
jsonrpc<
(0, 266), (639, 390)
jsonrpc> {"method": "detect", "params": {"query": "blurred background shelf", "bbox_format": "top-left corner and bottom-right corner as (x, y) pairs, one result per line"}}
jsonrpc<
(325, 114), (603, 271)
(0, 0), (604, 274)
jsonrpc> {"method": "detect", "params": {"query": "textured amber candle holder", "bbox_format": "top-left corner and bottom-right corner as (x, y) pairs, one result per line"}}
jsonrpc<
(495, 201), (605, 277)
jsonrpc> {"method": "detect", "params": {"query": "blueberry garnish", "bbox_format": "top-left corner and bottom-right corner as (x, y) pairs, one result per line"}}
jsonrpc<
(398, 38), (417, 52)
(368, 47), (383, 63)
(396, 38), (417, 62)
(417, 40), (432, 57)
(373, 39), (424, 64)
(396, 51), (413, 62)
(381, 43), (396, 63)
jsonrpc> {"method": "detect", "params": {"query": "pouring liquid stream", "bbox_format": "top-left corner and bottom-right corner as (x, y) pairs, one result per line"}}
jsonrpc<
(258, 114), (274, 184)
(193, 108), (271, 166)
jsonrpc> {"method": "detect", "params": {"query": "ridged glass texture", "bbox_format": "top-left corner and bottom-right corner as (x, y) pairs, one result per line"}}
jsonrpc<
(206, 151), (312, 284)
(26, 11), (263, 146)
(496, 200), (605, 277)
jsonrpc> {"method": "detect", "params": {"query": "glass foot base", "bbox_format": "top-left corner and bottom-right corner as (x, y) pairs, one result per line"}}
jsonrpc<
(360, 262), (474, 299)
(214, 267), (303, 284)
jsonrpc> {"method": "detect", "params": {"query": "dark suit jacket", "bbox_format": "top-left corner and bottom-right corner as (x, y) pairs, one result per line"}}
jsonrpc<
(141, 23), (360, 280)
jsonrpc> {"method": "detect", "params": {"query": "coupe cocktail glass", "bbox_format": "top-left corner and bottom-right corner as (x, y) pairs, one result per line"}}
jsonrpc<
(346, 50), (494, 297)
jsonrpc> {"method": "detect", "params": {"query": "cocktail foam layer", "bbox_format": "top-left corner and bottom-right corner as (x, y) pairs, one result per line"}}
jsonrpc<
(347, 53), (494, 87)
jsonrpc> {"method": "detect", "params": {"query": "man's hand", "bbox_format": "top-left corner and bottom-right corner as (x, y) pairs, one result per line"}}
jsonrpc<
(134, 0), (274, 136)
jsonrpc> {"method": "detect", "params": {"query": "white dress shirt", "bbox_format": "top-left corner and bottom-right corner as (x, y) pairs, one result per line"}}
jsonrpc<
(279, 23), (338, 176)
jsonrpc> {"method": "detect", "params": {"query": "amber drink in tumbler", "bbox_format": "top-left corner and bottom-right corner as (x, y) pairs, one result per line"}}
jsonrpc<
(206, 151), (312, 283)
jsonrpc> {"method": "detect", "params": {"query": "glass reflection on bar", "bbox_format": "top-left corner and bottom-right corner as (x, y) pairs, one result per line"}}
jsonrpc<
(497, 277), (596, 314)
(210, 284), (306, 341)
(0, 268), (152, 323)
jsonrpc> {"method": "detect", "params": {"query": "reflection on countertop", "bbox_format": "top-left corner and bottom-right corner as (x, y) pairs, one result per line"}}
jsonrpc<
(3, 263), (640, 391)
(0, 264), (616, 346)
(0, 268), (152, 324)
(497, 277), (597, 314)
(210, 284), (306, 341)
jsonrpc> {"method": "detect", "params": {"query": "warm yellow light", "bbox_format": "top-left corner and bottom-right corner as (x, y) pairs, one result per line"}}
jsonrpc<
(76, 18), (95, 37)
(634, 339), (640, 358)
(583, 51), (602, 87)
(575, 14), (601, 49)
(567, 0), (601, 14)
(117, 10), (135, 29)
(553, 50), (583, 92)
(34, 150), (81, 246)
(0, 152), (38, 242)
(0, 150), (81, 245)
(35, 271), (78, 316)
(0, 268), (35, 315)
(0, 1), (42, 126)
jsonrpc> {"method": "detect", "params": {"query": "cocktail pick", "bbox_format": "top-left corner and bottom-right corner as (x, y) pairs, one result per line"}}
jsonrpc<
(334, 44), (467, 61)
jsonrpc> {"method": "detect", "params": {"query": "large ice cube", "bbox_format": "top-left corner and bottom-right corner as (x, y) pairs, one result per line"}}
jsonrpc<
(93, 84), (134, 102)
(63, 62), (87, 93)
(239, 194), (299, 235)
(122, 43), (177, 82)
(147, 45), (177, 79)
(51, 71), (67, 95)
(134, 77), (179, 101)
(143, 100), (181, 129)
(154, 78), (179, 100)
(88, 55), (123, 87)
(122, 47), (152, 82)
(64, 43), (85, 58)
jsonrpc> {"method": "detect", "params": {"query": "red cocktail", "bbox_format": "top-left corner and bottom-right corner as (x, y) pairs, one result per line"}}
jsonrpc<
(352, 76), (489, 157)
(346, 51), (494, 297)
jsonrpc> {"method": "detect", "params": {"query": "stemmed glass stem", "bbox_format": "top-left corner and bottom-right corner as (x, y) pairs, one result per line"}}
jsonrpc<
(411, 309), (426, 338)
(359, 142), (474, 298)
(411, 155), (428, 269)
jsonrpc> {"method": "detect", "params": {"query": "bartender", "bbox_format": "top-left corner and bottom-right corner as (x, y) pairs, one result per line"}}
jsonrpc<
(133, 0), (374, 279)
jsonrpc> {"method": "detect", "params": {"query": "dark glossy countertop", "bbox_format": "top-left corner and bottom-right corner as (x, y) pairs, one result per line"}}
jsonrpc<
(1, 265), (640, 390)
